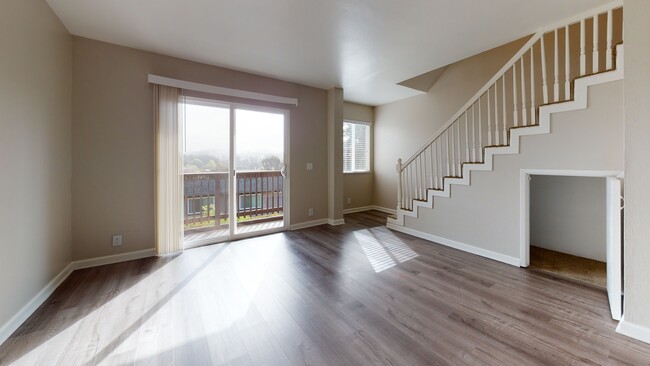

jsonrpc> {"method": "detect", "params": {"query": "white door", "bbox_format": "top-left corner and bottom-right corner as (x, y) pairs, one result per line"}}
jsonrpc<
(606, 177), (623, 321)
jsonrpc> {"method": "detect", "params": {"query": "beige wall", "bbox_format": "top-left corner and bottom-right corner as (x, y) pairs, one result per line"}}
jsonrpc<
(530, 176), (606, 262)
(0, 0), (72, 330)
(623, 0), (650, 330)
(71, 37), (328, 260)
(405, 81), (624, 260)
(374, 36), (529, 209)
(343, 102), (374, 210)
(327, 88), (344, 221)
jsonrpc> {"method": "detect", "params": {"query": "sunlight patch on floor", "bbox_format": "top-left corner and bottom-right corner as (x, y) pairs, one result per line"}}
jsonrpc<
(12, 237), (284, 366)
(354, 228), (418, 273)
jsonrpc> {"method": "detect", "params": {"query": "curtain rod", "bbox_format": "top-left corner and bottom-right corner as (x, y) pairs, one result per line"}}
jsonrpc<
(148, 74), (299, 106)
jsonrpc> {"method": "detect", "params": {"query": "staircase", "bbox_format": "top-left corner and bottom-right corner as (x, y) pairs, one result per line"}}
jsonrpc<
(388, 2), (624, 228)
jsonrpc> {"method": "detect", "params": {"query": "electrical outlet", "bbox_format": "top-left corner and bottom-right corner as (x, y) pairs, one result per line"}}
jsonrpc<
(306, 162), (313, 171)
(308, 208), (314, 216)
(347, 197), (351, 204)
(112, 234), (123, 247)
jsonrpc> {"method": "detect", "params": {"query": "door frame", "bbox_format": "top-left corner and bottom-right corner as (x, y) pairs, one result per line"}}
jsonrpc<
(519, 169), (624, 315)
(519, 169), (623, 266)
(182, 99), (290, 249)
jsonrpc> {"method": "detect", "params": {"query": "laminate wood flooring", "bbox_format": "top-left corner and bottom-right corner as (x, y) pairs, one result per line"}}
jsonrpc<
(1, 211), (649, 365)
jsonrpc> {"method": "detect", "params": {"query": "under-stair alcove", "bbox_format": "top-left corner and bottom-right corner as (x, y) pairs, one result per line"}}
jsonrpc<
(528, 175), (607, 288)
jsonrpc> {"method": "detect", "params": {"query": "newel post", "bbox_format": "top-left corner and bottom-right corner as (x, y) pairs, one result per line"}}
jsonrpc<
(396, 158), (403, 211)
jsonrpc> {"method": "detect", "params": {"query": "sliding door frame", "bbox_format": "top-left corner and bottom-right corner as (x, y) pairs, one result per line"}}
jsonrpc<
(183, 99), (290, 249)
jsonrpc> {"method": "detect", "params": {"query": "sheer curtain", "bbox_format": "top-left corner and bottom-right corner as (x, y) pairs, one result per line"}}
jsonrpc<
(154, 84), (184, 255)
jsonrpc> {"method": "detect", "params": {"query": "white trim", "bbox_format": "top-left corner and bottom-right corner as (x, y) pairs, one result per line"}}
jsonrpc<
(372, 206), (397, 215)
(343, 205), (375, 214)
(519, 169), (623, 267)
(148, 74), (298, 106)
(70, 249), (157, 270)
(290, 218), (329, 230)
(0, 263), (74, 346)
(0, 248), (157, 346)
(617, 316), (650, 344)
(342, 205), (397, 216)
(387, 223), (520, 267)
(328, 219), (346, 226)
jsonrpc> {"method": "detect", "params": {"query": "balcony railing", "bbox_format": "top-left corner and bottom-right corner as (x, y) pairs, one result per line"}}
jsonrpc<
(183, 170), (283, 231)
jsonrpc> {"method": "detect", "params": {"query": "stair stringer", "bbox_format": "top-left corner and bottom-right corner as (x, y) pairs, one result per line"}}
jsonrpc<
(388, 44), (624, 227)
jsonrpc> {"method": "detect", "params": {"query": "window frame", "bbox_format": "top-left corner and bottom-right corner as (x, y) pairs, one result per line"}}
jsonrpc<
(343, 120), (371, 174)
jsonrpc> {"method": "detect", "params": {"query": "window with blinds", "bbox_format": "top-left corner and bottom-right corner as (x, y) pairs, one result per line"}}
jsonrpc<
(343, 121), (370, 173)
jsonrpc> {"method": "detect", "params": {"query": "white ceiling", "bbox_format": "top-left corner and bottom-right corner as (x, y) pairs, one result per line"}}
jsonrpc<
(47, 0), (612, 106)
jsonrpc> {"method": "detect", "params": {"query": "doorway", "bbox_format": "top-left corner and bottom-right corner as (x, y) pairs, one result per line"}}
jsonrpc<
(182, 97), (289, 248)
(520, 170), (623, 320)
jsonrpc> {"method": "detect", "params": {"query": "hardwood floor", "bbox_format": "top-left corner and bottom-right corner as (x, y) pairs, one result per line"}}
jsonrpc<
(1, 210), (649, 365)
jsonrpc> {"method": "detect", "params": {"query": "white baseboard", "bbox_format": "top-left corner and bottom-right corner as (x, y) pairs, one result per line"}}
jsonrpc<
(386, 223), (520, 267)
(617, 316), (650, 344)
(290, 218), (329, 230)
(371, 206), (397, 215)
(0, 263), (74, 346)
(0, 248), (157, 346)
(70, 248), (156, 270)
(342, 205), (397, 215)
(343, 205), (374, 214)
(328, 219), (345, 226)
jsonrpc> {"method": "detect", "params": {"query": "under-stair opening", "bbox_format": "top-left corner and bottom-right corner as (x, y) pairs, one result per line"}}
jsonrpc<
(528, 175), (607, 288)
(522, 171), (624, 321)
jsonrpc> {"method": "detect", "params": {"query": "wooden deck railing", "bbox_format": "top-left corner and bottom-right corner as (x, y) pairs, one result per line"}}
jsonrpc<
(235, 170), (284, 219)
(183, 170), (284, 231)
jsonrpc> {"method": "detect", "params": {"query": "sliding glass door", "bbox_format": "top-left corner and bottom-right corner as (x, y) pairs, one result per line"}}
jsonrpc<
(234, 108), (286, 235)
(182, 99), (231, 245)
(182, 98), (288, 248)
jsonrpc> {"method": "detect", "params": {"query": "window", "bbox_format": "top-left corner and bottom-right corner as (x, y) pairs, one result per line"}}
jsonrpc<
(343, 121), (370, 173)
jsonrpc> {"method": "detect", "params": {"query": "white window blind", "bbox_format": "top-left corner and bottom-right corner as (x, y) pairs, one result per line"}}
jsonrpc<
(343, 121), (370, 173)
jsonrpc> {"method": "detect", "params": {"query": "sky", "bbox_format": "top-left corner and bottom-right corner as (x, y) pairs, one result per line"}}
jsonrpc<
(183, 101), (284, 158)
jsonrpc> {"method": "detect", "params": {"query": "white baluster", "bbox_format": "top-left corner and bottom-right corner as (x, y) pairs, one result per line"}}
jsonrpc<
(478, 98), (483, 160)
(450, 127), (456, 177)
(464, 112), (470, 162)
(513, 63), (519, 128)
(409, 164), (414, 206)
(445, 129), (450, 177)
(471, 104), (477, 162)
(404, 165), (408, 209)
(530, 46), (536, 124)
(436, 139), (442, 188)
(593, 14), (599, 73)
(418, 155), (423, 199)
(420, 155), (425, 197)
(580, 19), (586, 76)
(606, 9), (613, 69)
(541, 35), (549, 104)
(413, 159), (418, 200)
(409, 165), (413, 209)
(487, 89), (492, 146)
(494, 83), (500, 145)
(501, 75), (506, 143)
(565, 25), (571, 100)
(554, 29), (559, 102)
(422, 152), (427, 191)
(396, 159), (402, 210)
(456, 121), (461, 175)
(429, 143), (437, 189)
(520, 58), (527, 127)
